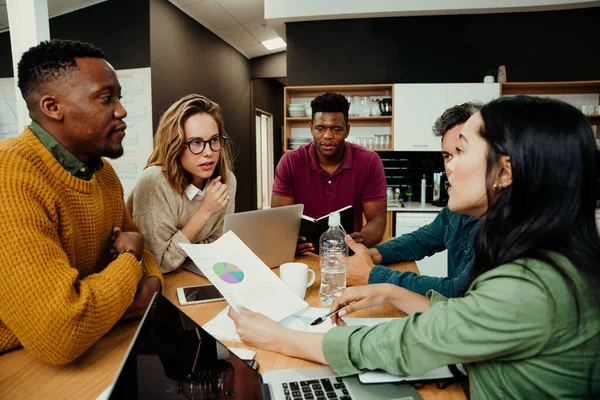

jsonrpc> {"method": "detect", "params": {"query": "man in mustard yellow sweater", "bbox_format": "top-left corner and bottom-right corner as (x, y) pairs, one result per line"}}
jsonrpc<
(0, 39), (163, 364)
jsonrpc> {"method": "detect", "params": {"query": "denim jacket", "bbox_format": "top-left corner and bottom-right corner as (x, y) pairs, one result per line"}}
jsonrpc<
(369, 207), (481, 297)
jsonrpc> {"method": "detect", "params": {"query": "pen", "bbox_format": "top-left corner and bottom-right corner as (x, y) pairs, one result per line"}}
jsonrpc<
(310, 302), (350, 326)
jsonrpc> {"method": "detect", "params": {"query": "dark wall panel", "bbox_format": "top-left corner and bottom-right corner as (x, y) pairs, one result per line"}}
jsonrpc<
(252, 78), (284, 167)
(150, 0), (253, 211)
(0, 0), (149, 78)
(287, 7), (600, 85)
(0, 32), (13, 77)
(251, 52), (286, 79)
(50, 0), (150, 70)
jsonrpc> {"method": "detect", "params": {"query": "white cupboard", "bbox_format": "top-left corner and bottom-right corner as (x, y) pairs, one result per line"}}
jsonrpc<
(393, 83), (500, 151)
(446, 83), (499, 108)
(393, 84), (446, 151)
(394, 212), (448, 278)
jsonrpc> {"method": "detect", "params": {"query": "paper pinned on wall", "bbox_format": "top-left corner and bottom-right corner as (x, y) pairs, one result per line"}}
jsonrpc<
(0, 78), (18, 142)
(106, 67), (154, 200)
(180, 231), (308, 322)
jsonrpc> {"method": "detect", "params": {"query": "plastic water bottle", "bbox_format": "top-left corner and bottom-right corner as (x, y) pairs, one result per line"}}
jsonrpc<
(319, 212), (348, 304)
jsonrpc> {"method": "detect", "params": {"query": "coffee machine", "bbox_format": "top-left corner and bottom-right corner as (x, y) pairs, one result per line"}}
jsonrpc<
(432, 171), (449, 207)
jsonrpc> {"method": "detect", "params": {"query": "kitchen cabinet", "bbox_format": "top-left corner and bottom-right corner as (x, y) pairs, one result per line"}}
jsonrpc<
(283, 84), (394, 152)
(365, 211), (394, 239)
(446, 83), (499, 108)
(393, 84), (447, 152)
(384, 211), (394, 238)
(393, 83), (500, 151)
(394, 211), (447, 278)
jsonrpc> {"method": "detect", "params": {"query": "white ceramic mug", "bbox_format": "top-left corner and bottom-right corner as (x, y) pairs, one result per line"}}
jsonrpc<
(280, 262), (316, 300)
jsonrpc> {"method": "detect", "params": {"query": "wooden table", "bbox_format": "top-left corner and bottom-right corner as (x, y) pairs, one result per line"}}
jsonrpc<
(0, 253), (466, 400)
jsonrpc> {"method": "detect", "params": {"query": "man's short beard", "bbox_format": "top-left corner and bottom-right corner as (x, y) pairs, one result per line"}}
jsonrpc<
(103, 146), (124, 159)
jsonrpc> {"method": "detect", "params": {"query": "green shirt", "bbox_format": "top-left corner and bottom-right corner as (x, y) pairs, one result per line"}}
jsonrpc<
(323, 255), (600, 399)
(29, 121), (103, 180)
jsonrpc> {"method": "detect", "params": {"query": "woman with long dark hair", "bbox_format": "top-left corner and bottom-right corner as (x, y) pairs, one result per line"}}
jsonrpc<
(229, 96), (600, 398)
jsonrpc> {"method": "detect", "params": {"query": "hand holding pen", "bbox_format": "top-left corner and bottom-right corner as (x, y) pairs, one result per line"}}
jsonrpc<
(320, 284), (395, 327)
(310, 302), (353, 326)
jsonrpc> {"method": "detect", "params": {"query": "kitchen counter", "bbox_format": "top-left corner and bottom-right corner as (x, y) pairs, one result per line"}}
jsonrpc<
(388, 202), (444, 212)
(389, 205), (600, 214)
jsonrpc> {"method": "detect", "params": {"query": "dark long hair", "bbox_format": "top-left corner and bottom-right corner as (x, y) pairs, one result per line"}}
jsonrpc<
(470, 96), (600, 315)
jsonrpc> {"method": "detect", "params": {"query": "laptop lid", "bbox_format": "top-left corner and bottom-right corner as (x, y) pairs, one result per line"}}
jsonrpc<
(107, 294), (262, 399)
(223, 204), (303, 268)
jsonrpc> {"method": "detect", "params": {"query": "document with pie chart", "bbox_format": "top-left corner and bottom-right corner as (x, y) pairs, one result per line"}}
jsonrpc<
(180, 231), (308, 321)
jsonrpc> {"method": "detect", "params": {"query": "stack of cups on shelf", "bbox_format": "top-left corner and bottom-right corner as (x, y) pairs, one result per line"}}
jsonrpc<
(350, 134), (390, 150)
(579, 105), (600, 115)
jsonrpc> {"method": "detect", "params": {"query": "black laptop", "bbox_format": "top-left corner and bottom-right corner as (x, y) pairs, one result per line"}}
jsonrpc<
(107, 293), (422, 400)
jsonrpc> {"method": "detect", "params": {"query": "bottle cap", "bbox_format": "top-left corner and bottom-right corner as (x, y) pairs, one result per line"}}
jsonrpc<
(329, 212), (341, 227)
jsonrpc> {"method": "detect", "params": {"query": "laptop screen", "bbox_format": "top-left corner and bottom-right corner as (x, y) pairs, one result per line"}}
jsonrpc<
(109, 294), (261, 399)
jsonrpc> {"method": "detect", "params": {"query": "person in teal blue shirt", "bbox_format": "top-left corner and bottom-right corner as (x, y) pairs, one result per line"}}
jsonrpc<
(346, 103), (482, 297)
(367, 207), (479, 297)
(229, 96), (600, 399)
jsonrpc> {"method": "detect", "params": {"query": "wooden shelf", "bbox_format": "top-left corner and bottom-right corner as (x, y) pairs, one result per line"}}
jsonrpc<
(286, 116), (392, 122)
(285, 147), (394, 153)
(284, 84), (395, 154)
(500, 80), (600, 96)
(586, 114), (600, 126)
(499, 80), (600, 135)
(284, 84), (393, 99)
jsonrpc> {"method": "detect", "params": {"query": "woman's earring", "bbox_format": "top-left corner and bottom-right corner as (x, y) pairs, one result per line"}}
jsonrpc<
(494, 182), (508, 191)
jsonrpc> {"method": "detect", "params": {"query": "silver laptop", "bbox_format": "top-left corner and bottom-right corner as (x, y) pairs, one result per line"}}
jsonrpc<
(263, 366), (422, 400)
(222, 204), (304, 268)
(106, 293), (423, 400)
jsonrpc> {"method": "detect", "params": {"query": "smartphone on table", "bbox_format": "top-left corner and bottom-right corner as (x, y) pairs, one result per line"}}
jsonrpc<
(176, 284), (225, 306)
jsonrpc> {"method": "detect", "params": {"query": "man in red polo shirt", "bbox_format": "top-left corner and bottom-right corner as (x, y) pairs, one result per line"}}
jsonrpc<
(272, 92), (387, 253)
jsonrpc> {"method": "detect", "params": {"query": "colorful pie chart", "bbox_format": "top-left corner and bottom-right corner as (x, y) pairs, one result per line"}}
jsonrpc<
(213, 262), (244, 284)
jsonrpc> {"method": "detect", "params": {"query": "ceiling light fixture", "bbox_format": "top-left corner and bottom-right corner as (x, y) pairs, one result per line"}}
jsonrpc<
(261, 37), (286, 50)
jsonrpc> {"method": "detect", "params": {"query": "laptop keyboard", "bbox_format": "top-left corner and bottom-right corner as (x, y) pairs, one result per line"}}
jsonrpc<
(281, 377), (353, 400)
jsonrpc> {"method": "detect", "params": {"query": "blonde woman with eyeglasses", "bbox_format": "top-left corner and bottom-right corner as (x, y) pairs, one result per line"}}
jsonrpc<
(127, 94), (236, 273)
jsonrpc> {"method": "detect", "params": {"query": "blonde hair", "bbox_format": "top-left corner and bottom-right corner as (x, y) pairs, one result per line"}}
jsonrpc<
(146, 94), (234, 194)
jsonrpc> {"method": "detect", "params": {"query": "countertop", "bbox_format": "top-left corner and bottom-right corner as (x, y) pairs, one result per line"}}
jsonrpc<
(388, 202), (600, 214)
(388, 202), (444, 212)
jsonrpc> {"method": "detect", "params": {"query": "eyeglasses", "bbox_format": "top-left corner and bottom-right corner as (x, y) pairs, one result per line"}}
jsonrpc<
(183, 136), (227, 154)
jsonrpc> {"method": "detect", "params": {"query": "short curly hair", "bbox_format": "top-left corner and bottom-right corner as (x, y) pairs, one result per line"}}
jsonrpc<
(432, 102), (482, 137)
(310, 92), (350, 124)
(17, 39), (105, 101)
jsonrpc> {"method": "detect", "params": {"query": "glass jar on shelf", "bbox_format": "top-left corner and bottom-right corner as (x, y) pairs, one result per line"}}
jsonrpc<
(374, 134), (382, 150)
(382, 134), (390, 150)
(370, 99), (381, 117)
(359, 96), (371, 117)
(352, 96), (361, 117)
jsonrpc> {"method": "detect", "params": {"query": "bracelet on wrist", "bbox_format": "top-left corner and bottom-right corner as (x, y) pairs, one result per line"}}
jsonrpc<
(119, 248), (142, 263)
